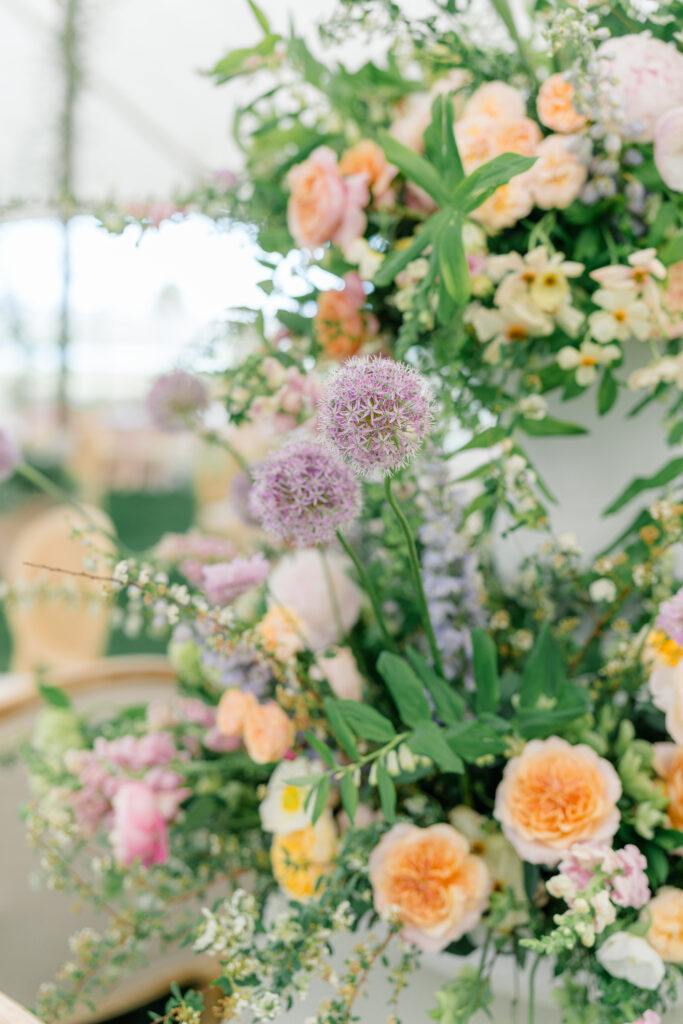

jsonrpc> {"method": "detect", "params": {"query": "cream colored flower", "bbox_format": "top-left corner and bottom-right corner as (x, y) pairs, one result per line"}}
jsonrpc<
(591, 248), (667, 292)
(271, 811), (337, 901)
(589, 288), (652, 343)
(644, 887), (683, 963)
(259, 757), (322, 835)
(454, 115), (499, 173)
(471, 179), (534, 232)
(596, 931), (665, 990)
(469, 300), (553, 363)
(557, 340), (620, 385)
(527, 134), (587, 210)
(464, 81), (526, 122)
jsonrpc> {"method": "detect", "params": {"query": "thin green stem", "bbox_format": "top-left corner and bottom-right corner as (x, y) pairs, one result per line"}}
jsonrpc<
(384, 476), (444, 676)
(199, 427), (250, 475)
(335, 530), (397, 652)
(319, 546), (345, 642)
(528, 953), (541, 1024)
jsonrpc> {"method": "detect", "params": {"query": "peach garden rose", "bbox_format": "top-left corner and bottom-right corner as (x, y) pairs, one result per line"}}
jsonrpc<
(287, 146), (369, 252)
(494, 737), (621, 865)
(314, 272), (378, 361)
(243, 701), (295, 765)
(270, 811), (337, 901)
(536, 73), (587, 134)
(369, 823), (491, 951)
(644, 887), (683, 963)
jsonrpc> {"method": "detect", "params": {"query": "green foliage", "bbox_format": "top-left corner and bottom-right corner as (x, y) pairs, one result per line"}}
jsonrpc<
(429, 966), (493, 1024)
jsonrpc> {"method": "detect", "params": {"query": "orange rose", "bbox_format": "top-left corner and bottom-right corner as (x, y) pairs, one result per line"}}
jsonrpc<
(537, 74), (588, 134)
(645, 887), (683, 962)
(369, 823), (491, 951)
(287, 146), (369, 252)
(494, 737), (621, 865)
(339, 140), (396, 205)
(243, 701), (295, 764)
(654, 743), (683, 832)
(216, 688), (257, 738)
(314, 272), (377, 361)
(270, 811), (337, 900)
(257, 606), (306, 661)
(494, 117), (542, 157)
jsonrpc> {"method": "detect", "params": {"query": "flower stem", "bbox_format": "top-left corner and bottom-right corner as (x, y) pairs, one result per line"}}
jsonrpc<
(489, 0), (537, 82)
(335, 530), (397, 652)
(318, 545), (345, 642)
(384, 476), (444, 676)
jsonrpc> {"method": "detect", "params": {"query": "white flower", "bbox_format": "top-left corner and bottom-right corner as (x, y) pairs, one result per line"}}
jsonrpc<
(557, 532), (580, 555)
(345, 238), (385, 280)
(589, 578), (618, 603)
(268, 549), (363, 650)
(589, 289), (652, 343)
(596, 932), (665, 991)
(557, 340), (621, 385)
(259, 757), (322, 836)
(469, 300), (554, 361)
(591, 248), (667, 291)
(518, 394), (548, 420)
(311, 647), (364, 701)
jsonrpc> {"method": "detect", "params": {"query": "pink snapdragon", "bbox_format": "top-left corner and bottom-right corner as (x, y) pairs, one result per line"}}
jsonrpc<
(547, 841), (651, 925)
(110, 781), (169, 868)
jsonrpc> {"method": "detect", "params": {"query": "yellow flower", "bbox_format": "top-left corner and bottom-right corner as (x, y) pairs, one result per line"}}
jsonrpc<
(270, 812), (337, 901)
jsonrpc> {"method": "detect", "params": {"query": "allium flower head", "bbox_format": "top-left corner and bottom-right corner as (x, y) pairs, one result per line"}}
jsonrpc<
(147, 370), (209, 432)
(656, 587), (683, 646)
(0, 428), (20, 482)
(320, 356), (433, 477)
(248, 440), (361, 547)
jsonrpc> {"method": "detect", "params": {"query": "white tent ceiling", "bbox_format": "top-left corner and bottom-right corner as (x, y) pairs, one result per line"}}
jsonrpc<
(0, 0), (343, 209)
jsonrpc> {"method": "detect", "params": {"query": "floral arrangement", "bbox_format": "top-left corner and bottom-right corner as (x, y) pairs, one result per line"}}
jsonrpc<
(6, 1), (683, 1023)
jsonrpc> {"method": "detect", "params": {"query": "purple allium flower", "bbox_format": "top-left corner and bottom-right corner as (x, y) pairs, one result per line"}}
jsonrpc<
(146, 370), (209, 432)
(319, 355), (433, 477)
(202, 553), (269, 606)
(656, 587), (683, 646)
(248, 440), (361, 547)
(0, 428), (20, 482)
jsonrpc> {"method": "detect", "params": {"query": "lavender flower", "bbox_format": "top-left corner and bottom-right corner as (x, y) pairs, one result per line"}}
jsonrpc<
(656, 587), (683, 646)
(171, 621), (271, 695)
(319, 356), (433, 477)
(146, 370), (209, 432)
(416, 455), (485, 681)
(202, 553), (269, 606)
(0, 428), (20, 482)
(248, 440), (361, 547)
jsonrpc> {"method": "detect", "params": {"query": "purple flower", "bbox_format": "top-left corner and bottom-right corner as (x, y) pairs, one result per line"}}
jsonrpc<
(319, 356), (433, 477)
(146, 370), (209, 432)
(656, 587), (683, 645)
(202, 553), (269, 605)
(0, 428), (20, 482)
(248, 440), (361, 547)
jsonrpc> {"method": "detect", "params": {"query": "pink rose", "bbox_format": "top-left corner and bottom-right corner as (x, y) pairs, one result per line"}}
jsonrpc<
(110, 781), (169, 868)
(598, 34), (683, 142)
(654, 106), (683, 192)
(287, 146), (369, 252)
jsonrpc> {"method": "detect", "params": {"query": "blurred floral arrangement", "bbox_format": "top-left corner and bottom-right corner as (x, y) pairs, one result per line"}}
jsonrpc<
(4, 0), (683, 1022)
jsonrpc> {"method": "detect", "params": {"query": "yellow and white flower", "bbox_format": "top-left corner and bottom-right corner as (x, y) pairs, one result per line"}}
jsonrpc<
(467, 299), (553, 363)
(589, 289), (652, 343)
(557, 340), (620, 385)
(259, 757), (322, 835)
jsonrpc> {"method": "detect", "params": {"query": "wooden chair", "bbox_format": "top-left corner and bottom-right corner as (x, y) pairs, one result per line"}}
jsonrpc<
(0, 991), (45, 1024)
(3, 504), (115, 673)
(0, 655), (214, 1024)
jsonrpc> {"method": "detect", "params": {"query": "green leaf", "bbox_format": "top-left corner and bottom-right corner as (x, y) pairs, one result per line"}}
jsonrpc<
(323, 698), (359, 759)
(598, 368), (618, 416)
(339, 772), (359, 824)
(452, 152), (536, 211)
(661, 233), (683, 266)
(423, 94), (464, 191)
(373, 214), (442, 288)
(517, 683), (589, 739)
(376, 761), (397, 823)
(446, 722), (508, 761)
(519, 624), (556, 708)
(471, 628), (499, 715)
(37, 682), (71, 710)
(518, 416), (587, 437)
(459, 426), (507, 451)
(378, 130), (449, 205)
(408, 723), (464, 773)
(376, 652), (432, 726)
(438, 214), (471, 305)
(336, 701), (396, 743)
(668, 419), (683, 446)
(603, 456), (683, 515)
(311, 775), (331, 825)
(406, 646), (465, 724)
(209, 34), (281, 83)
(304, 731), (335, 768)
(247, 0), (270, 32)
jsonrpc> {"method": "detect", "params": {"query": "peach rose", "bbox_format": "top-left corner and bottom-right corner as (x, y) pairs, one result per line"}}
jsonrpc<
(270, 810), (337, 900)
(243, 701), (295, 764)
(527, 134), (587, 210)
(464, 81), (526, 122)
(645, 629), (683, 743)
(216, 688), (258, 739)
(257, 606), (306, 661)
(339, 140), (397, 205)
(494, 737), (622, 865)
(654, 743), (683, 833)
(645, 887), (683, 962)
(494, 117), (542, 157)
(369, 823), (491, 951)
(472, 179), (534, 232)
(390, 70), (471, 153)
(287, 146), (369, 252)
(314, 272), (377, 361)
(537, 74), (588, 134)
(454, 115), (498, 173)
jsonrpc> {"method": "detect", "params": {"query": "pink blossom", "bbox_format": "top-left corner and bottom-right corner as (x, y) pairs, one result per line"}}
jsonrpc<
(598, 34), (683, 142)
(93, 732), (176, 772)
(110, 781), (169, 867)
(610, 845), (651, 909)
(202, 553), (269, 605)
(654, 106), (683, 193)
(555, 841), (650, 909)
(630, 1014), (661, 1024)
